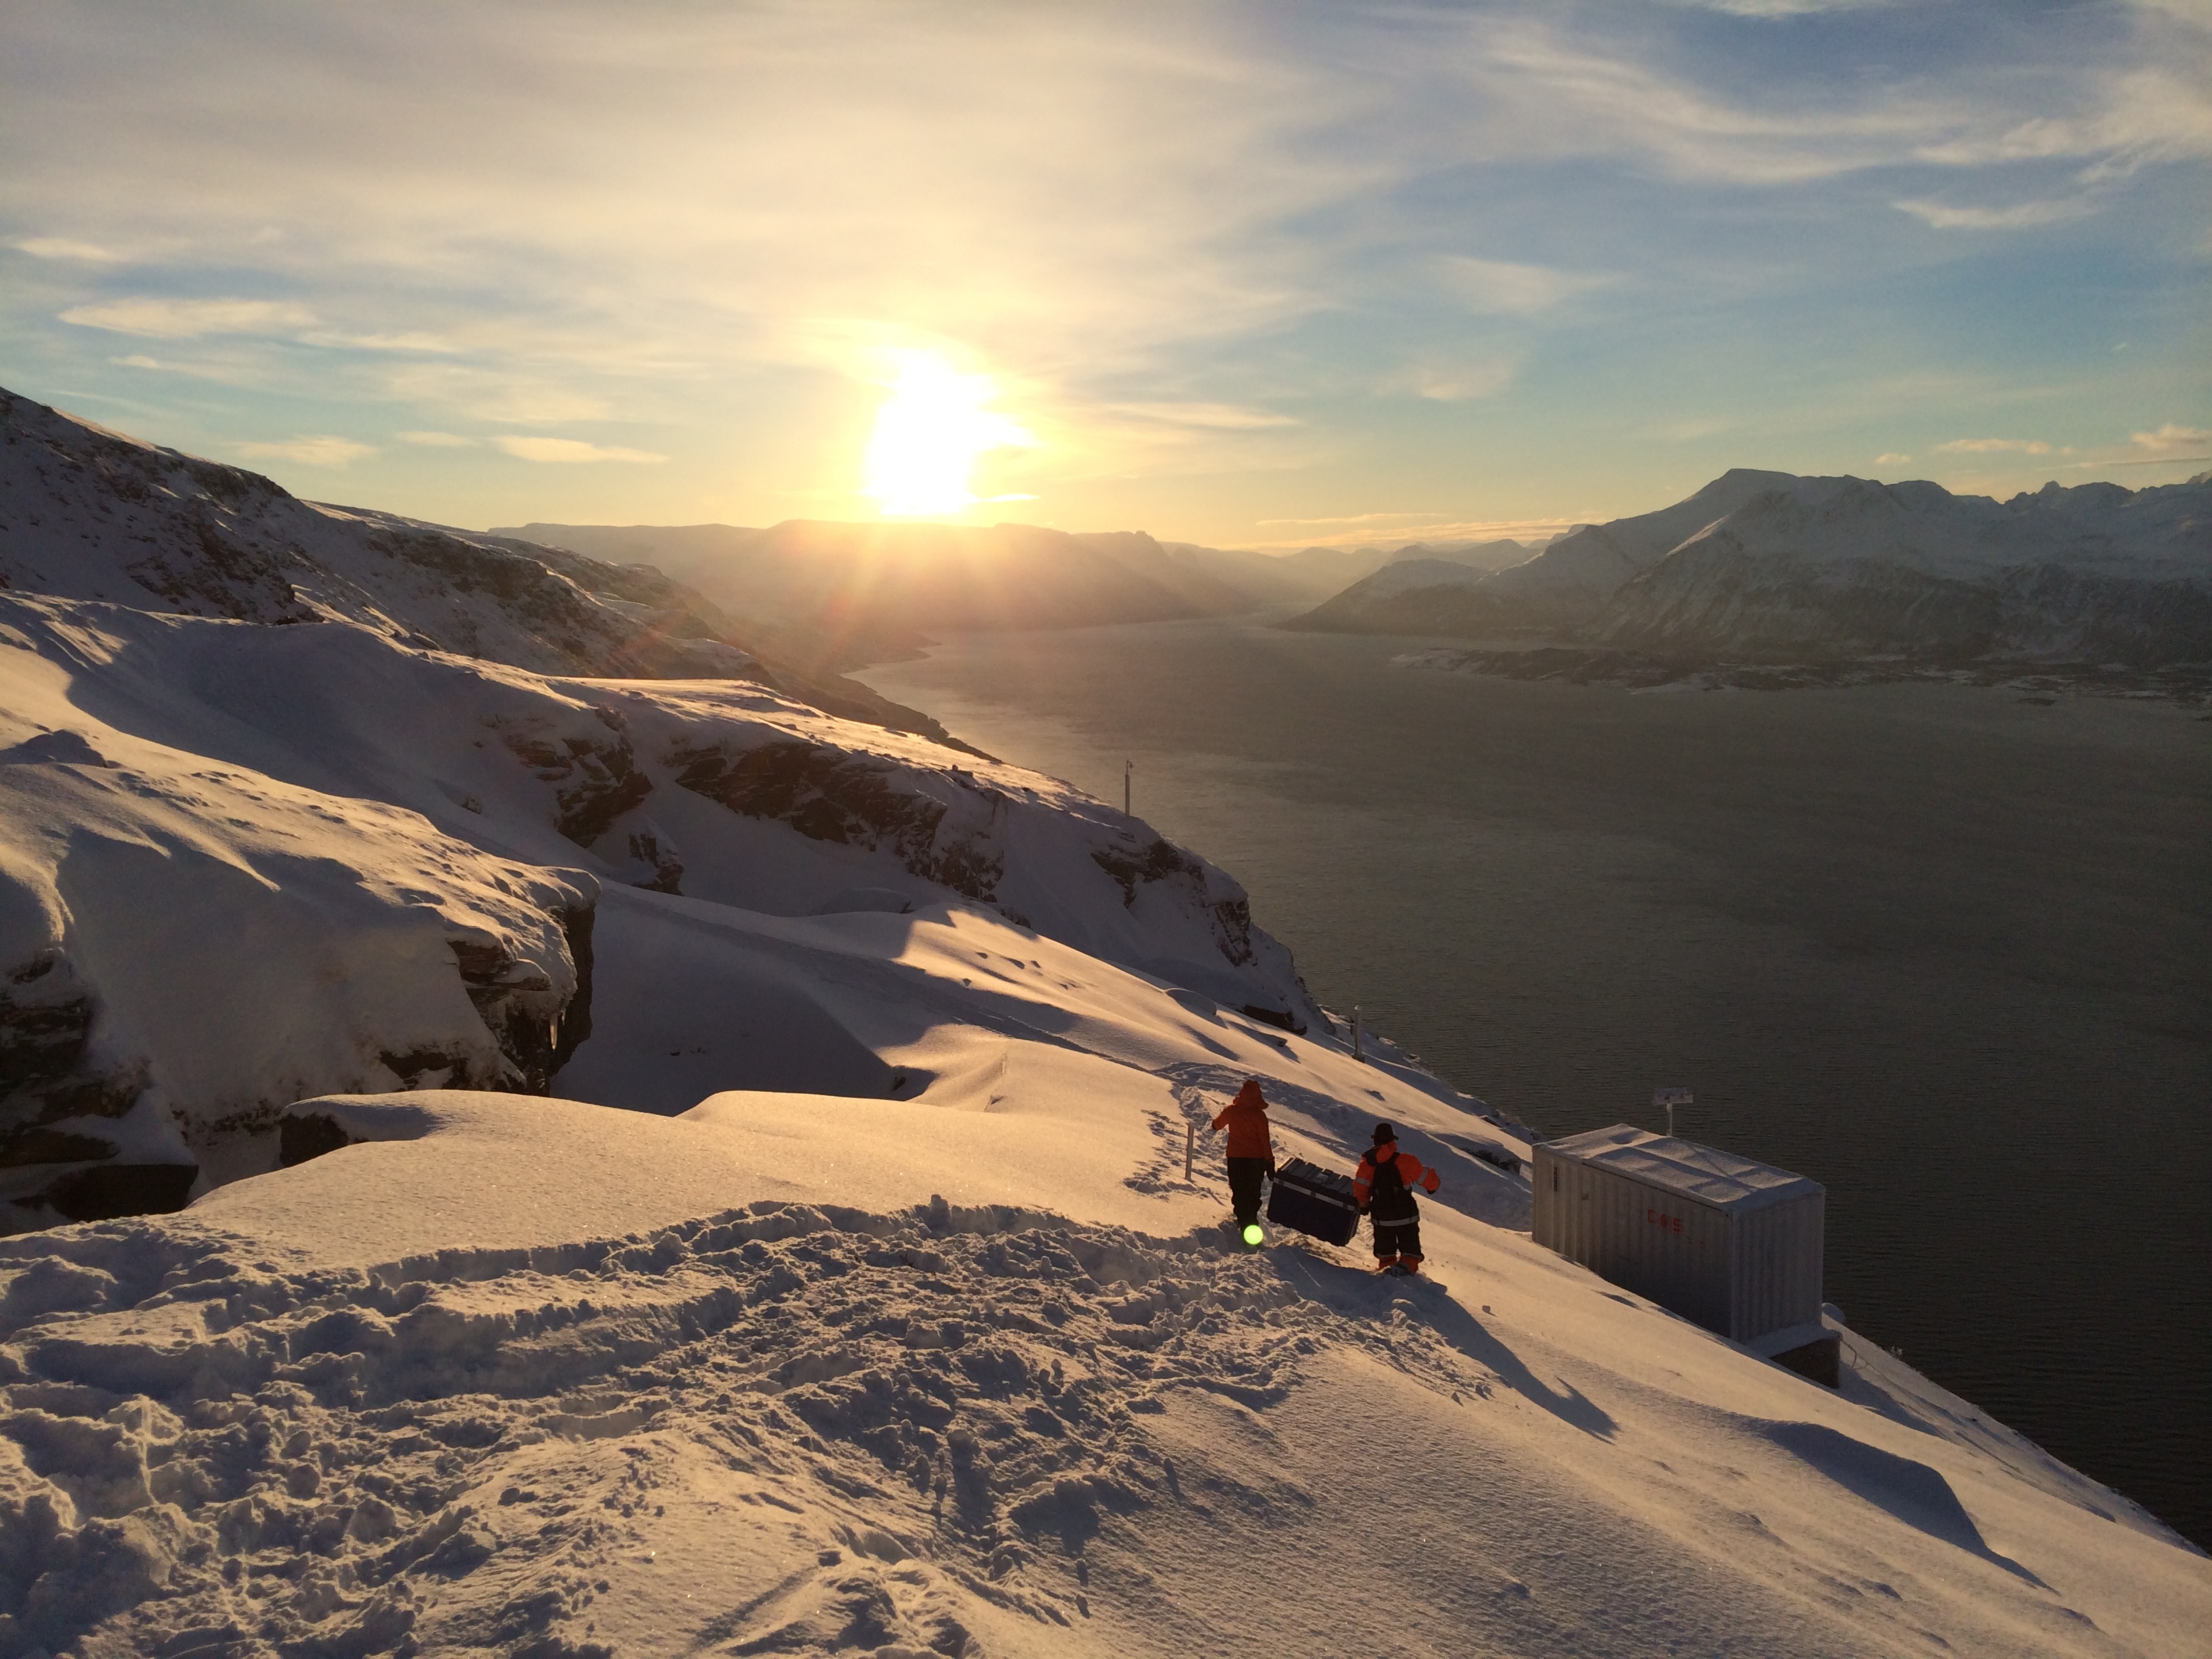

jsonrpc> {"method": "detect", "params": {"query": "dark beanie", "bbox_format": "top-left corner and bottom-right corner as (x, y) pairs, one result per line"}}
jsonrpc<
(1372, 1121), (1395, 1147)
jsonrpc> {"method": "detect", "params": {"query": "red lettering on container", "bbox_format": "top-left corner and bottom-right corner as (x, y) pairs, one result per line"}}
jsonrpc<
(1645, 1208), (1683, 1235)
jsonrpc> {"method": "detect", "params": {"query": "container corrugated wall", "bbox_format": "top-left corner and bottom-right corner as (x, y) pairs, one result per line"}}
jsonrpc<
(1729, 1191), (1824, 1341)
(1533, 1142), (1823, 1344)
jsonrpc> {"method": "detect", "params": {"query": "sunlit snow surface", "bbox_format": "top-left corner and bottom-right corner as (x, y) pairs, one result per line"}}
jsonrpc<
(0, 401), (2206, 1654)
(5, 972), (2207, 1656)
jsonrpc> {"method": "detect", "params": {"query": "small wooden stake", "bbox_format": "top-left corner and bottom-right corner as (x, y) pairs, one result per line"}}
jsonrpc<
(1184, 1122), (1195, 1183)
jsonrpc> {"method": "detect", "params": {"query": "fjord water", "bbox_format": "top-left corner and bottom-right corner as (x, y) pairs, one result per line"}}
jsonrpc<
(861, 615), (2212, 1548)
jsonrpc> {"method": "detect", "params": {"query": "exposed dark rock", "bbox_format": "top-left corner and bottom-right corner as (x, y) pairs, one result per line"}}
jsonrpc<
(621, 824), (684, 895)
(447, 896), (594, 1094)
(0, 731), (117, 768)
(672, 739), (1006, 902)
(279, 1111), (359, 1168)
(0, 1128), (115, 1169)
(2, 952), (146, 1160)
(552, 899), (595, 1072)
(39, 1162), (197, 1223)
(1091, 837), (1202, 905)
(497, 712), (656, 847)
(1092, 838), (1257, 969)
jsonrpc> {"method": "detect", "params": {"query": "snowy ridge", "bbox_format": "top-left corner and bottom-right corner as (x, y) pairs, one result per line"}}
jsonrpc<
(0, 388), (952, 739)
(1, 390), (686, 681)
(1286, 469), (2212, 684)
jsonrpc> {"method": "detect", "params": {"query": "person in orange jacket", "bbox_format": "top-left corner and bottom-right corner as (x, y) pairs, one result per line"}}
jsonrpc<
(1210, 1078), (1277, 1240)
(1354, 1120), (1441, 1274)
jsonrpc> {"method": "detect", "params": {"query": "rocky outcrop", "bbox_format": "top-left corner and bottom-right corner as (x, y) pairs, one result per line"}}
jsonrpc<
(0, 714), (602, 1233)
(1092, 837), (1258, 972)
(671, 739), (1006, 903)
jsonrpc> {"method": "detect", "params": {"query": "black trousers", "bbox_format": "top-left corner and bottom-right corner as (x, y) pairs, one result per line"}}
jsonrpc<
(1373, 1214), (1423, 1263)
(1227, 1158), (1269, 1226)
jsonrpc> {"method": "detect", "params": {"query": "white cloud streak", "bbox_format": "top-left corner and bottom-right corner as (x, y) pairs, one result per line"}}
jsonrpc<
(16, 237), (123, 262)
(494, 435), (667, 464)
(236, 435), (375, 466)
(1892, 197), (2095, 230)
(2131, 422), (2212, 455)
(1936, 437), (2051, 454)
(1111, 403), (1300, 429)
(60, 298), (318, 338)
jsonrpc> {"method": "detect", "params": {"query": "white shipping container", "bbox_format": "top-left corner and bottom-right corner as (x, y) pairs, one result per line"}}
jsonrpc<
(1532, 1124), (1824, 1346)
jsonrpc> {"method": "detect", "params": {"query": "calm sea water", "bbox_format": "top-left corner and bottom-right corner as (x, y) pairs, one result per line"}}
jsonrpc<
(860, 615), (2212, 1549)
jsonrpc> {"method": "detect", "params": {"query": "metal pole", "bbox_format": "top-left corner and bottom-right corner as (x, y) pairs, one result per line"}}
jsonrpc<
(1184, 1122), (1195, 1183)
(1352, 1005), (1364, 1063)
(1124, 759), (1132, 816)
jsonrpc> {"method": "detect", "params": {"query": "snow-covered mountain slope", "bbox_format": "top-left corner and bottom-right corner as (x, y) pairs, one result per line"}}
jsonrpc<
(1286, 470), (2212, 678)
(1, 1053), (2203, 1659)
(1, 389), (698, 680)
(0, 584), (1317, 1224)
(0, 388), (954, 742)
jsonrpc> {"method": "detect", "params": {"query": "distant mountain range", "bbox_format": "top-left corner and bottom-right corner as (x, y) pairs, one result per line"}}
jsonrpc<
(1284, 468), (2212, 695)
(497, 519), (1534, 674)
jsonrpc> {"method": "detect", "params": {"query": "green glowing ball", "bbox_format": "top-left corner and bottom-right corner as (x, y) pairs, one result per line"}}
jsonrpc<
(1242, 1223), (1265, 1246)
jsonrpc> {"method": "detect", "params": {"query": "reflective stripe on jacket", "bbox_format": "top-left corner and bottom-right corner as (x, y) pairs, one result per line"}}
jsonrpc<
(1353, 1145), (1440, 1218)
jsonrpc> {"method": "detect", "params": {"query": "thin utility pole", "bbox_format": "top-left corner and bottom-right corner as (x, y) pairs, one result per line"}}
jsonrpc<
(1124, 759), (1132, 816)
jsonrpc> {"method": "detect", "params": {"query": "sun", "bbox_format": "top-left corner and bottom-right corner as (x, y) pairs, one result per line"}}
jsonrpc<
(861, 353), (1037, 516)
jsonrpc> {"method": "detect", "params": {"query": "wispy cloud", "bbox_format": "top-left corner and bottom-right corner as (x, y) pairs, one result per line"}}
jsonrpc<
(16, 237), (123, 262)
(1936, 436), (2051, 455)
(298, 330), (460, 354)
(396, 430), (476, 447)
(495, 435), (667, 464)
(1111, 403), (1299, 430)
(2131, 422), (2211, 456)
(1677, 1), (1899, 13)
(60, 298), (316, 338)
(236, 435), (375, 466)
(1893, 197), (2093, 230)
(1433, 257), (1610, 316)
(1875, 451), (1911, 464)
(3, 3), (2206, 534)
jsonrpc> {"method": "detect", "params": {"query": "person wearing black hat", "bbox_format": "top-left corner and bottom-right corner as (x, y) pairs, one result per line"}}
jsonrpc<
(1353, 1121), (1441, 1275)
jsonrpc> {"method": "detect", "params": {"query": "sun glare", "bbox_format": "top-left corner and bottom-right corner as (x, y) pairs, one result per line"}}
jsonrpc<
(861, 354), (1036, 516)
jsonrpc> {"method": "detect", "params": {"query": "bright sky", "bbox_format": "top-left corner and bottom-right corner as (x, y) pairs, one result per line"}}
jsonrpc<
(2, 0), (2207, 548)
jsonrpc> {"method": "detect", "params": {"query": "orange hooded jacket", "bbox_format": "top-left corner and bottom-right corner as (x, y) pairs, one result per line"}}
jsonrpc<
(1211, 1079), (1274, 1161)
